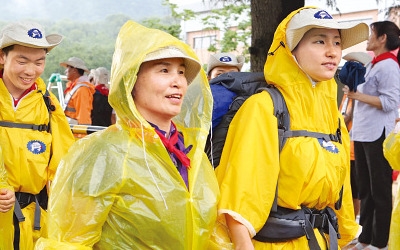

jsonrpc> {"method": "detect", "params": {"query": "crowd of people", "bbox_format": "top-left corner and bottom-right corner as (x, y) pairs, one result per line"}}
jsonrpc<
(0, 5), (399, 250)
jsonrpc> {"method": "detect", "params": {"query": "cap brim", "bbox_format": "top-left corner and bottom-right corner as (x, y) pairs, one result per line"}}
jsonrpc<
(60, 61), (90, 73)
(0, 33), (63, 52)
(143, 48), (201, 84)
(288, 21), (369, 50)
(206, 55), (244, 75)
(343, 52), (372, 65)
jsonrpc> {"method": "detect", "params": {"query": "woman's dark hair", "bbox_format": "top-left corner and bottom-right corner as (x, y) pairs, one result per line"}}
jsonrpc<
(370, 21), (400, 63)
(77, 68), (85, 76)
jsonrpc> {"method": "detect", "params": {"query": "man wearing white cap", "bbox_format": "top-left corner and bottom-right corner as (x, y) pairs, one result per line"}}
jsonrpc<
(0, 21), (75, 249)
(60, 56), (95, 126)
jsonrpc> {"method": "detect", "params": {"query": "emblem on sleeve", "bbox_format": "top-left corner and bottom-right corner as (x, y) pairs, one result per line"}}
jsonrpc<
(318, 138), (339, 153)
(27, 140), (46, 154)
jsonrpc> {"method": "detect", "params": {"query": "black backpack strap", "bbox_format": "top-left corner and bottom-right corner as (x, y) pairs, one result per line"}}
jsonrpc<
(0, 90), (54, 132)
(0, 121), (49, 132)
(257, 85), (289, 213)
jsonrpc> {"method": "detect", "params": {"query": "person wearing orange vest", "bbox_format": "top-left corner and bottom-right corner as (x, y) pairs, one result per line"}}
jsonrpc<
(60, 57), (95, 125)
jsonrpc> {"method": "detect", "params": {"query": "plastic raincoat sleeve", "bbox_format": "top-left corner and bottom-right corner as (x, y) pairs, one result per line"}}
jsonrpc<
(47, 92), (76, 181)
(35, 139), (116, 250)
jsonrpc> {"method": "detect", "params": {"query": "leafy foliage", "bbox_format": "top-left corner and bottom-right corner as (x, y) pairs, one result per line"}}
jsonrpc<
(196, 1), (251, 61)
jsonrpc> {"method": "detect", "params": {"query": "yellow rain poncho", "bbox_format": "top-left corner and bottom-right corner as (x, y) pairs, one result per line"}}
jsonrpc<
(384, 123), (400, 249)
(0, 76), (75, 249)
(212, 7), (359, 249)
(35, 21), (219, 250)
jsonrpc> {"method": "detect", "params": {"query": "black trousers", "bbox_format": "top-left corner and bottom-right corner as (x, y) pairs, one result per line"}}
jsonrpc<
(354, 130), (392, 248)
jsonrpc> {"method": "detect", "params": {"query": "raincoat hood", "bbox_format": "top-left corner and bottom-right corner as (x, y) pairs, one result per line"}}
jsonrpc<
(109, 21), (212, 133)
(264, 6), (366, 133)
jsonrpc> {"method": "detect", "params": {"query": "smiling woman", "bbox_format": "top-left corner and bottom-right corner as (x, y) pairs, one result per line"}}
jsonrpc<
(35, 20), (219, 249)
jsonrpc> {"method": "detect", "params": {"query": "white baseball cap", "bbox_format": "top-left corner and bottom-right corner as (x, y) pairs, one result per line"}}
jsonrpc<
(343, 52), (372, 65)
(0, 21), (62, 51)
(206, 52), (245, 75)
(94, 67), (110, 84)
(60, 57), (89, 73)
(286, 7), (369, 51)
(143, 46), (201, 84)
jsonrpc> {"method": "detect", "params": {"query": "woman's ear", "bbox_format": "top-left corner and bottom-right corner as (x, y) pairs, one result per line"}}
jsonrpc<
(378, 33), (387, 44)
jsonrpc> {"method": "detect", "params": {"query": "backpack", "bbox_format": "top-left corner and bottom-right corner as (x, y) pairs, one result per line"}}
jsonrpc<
(91, 89), (113, 127)
(205, 72), (343, 249)
(205, 72), (291, 168)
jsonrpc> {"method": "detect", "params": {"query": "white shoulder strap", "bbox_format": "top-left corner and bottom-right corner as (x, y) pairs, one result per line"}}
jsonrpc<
(63, 83), (89, 110)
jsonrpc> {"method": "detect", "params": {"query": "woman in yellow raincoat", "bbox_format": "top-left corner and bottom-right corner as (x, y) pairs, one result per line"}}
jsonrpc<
(211, 7), (369, 249)
(35, 21), (219, 250)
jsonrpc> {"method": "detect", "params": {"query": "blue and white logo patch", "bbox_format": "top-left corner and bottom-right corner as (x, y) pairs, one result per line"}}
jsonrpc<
(219, 56), (233, 63)
(27, 140), (46, 154)
(27, 28), (43, 39)
(318, 138), (338, 153)
(314, 10), (333, 19)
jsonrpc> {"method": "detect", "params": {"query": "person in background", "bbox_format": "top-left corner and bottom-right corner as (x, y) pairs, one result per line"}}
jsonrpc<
(60, 56), (95, 125)
(206, 52), (245, 80)
(0, 21), (75, 250)
(88, 68), (96, 85)
(211, 6), (369, 249)
(344, 21), (400, 250)
(35, 20), (219, 249)
(206, 52), (245, 131)
(338, 51), (372, 221)
(90, 67), (113, 127)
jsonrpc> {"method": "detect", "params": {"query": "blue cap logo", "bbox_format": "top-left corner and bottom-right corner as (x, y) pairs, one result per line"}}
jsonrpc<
(314, 10), (333, 19)
(219, 56), (233, 62)
(27, 28), (43, 39)
(27, 140), (46, 154)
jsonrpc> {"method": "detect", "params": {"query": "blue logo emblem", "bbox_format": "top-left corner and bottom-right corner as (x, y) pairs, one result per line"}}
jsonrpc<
(219, 56), (233, 62)
(317, 138), (338, 153)
(27, 28), (43, 39)
(314, 10), (333, 19)
(27, 140), (46, 154)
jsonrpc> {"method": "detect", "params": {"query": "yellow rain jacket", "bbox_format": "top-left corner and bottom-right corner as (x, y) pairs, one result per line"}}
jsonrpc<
(212, 7), (358, 250)
(384, 124), (400, 249)
(35, 21), (219, 250)
(0, 146), (14, 250)
(0, 77), (75, 249)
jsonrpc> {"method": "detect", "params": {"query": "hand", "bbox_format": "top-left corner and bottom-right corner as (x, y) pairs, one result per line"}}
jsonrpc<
(342, 85), (350, 95)
(0, 188), (15, 212)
